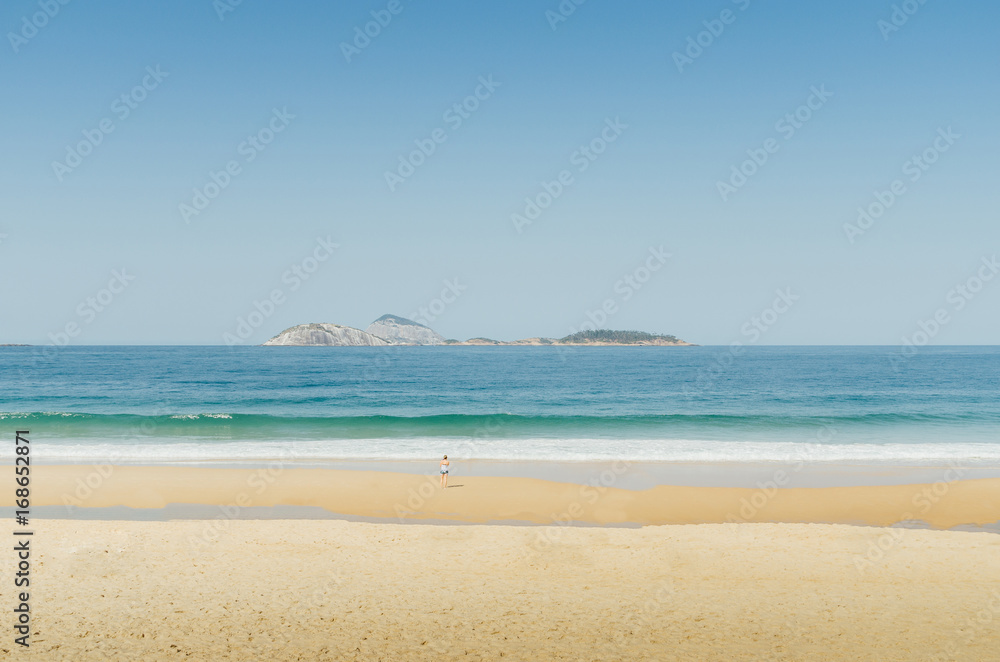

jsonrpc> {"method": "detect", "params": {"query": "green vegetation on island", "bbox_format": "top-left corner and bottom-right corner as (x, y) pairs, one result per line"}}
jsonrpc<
(263, 316), (692, 346)
(557, 330), (680, 344)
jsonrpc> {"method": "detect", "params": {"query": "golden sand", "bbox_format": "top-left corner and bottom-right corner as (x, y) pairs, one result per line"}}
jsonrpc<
(20, 465), (1000, 528)
(5, 466), (1000, 660)
(3, 519), (998, 660)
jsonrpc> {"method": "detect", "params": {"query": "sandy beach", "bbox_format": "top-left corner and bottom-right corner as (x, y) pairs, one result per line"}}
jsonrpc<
(1, 465), (998, 659)
(2, 519), (998, 660)
(16, 464), (1000, 528)
(6, 0), (998, 656)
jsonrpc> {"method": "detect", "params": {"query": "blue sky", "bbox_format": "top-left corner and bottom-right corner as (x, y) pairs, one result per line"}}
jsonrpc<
(1, 0), (998, 345)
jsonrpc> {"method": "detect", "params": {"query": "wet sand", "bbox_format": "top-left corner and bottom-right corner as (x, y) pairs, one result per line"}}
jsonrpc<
(14, 464), (1000, 528)
(4, 465), (1000, 660)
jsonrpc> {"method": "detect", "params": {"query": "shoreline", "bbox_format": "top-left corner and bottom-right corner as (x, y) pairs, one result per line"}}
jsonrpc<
(6, 464), (1000, 529)
(23, 457), (1000, 488)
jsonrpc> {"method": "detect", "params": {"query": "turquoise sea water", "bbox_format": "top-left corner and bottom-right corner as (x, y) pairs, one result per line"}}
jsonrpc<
(1, 346), (998, 464)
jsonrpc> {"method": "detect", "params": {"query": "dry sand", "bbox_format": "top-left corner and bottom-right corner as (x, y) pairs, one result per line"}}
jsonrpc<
(5, 466), (1000, 659)
(2, 520), (999, 661)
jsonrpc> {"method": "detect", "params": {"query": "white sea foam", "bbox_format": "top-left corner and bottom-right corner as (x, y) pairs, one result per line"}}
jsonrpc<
(6, 437), (1000, 464)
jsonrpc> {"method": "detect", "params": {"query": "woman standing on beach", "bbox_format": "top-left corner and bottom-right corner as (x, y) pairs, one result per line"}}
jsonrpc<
(440, 455), (450, 488)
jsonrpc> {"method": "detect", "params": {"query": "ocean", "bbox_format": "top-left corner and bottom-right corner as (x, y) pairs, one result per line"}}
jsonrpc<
(1, 345), (998, 465)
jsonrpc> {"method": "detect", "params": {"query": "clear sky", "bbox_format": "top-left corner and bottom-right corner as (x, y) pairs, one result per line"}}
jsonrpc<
(1, 0), (998, 345)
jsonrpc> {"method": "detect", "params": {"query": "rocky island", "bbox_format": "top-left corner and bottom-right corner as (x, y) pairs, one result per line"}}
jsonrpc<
(264, 315), (692, 346)
(365, 315), (445, 345)
(262, 323), (389, 347)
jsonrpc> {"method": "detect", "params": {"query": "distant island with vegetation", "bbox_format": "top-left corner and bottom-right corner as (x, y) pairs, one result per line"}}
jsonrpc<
(263, 315), (693, 347)
(446, 330), (684, 346)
